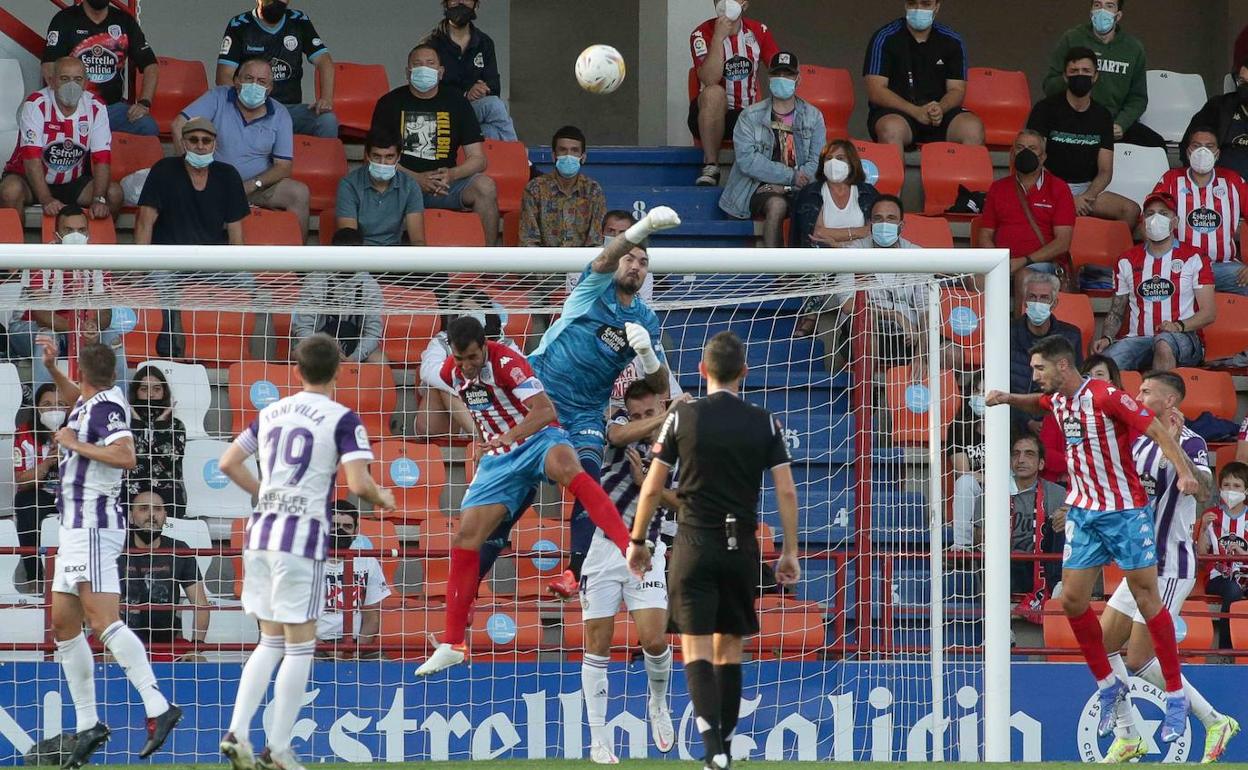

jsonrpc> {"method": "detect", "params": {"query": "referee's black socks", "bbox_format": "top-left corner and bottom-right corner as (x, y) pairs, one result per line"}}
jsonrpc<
(716, 663), (743, 741)
(685, 660), (726, 762)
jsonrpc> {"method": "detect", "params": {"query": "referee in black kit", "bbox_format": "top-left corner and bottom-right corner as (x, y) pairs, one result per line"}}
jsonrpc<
(627, 330), (800, 770)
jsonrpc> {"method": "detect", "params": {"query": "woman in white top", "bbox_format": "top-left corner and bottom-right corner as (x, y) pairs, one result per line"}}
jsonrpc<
(791, 139), (881, 248)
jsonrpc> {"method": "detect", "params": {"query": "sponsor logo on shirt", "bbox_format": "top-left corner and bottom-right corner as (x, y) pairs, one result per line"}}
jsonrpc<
(1140, 474), (1156, 497)
(106, 409), (127, 431)
(43, 140), (86, 173)
(462, 384), (492, 411)
(47, 31), (59, 47)
(81, 44), (120, 83)
(1137, 276), (1175, 301)
(1062, 414), (1084, 445)
(1189, 208), (1221, 233)
(596, 324), (629, 354)
(270, 57), (292, 82)
(723, 55), (752, 82)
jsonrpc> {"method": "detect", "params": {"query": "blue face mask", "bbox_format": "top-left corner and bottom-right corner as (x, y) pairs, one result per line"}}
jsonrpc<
(409, 66), (439, 92)
(906, 8), (935, 31)
(185, 151), (214, 169)
(1025, 301), (1053, 326)
(237, 82), (267, 109)
(1090, 8), (1116, 35)
(872, 221), (901, 247)
(769, 76), (796, 100)
(369, 161), (397, 181)
(555, 154), (582, 178)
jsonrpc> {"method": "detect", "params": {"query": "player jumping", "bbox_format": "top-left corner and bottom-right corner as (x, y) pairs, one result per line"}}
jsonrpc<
(1098, 371), (1239, 763)
(414, 316), (635, 676)
(987, 336), (1196, 746)
(581, 379), (688, 763)
(40, 337), (182, 769)
(218, 334), (397, 770)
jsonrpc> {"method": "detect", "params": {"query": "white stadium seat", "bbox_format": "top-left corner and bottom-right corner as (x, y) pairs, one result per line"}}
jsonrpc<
(0, 363), (22, 434)
(137, 360), (213, 439)
(1139, 70), (1206, 143)
(0, 437), (14, 518)
(184, 439), (256, 520)
(0, 59), (22, 163)
(1105, 144), (1170, 208)
(182, 607), (259, 644)
(163, 516), (214, 578)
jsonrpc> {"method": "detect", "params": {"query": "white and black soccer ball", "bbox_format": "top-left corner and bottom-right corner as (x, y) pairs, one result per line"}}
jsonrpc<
(575, 44), (626, 95)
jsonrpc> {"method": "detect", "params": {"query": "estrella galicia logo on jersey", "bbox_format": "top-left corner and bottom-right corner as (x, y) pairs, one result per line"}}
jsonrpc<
(1062, 415), (1084, 445)
(44, 140), (85, 173)
(1137, 276), (1175, 301)
(1188, 208), (1221, 234)
(1140, 474), (1156, 497)
(270, 57), (292, 82)
(81, 44), (119, 83)
(462, 384), (492, 411)
(723, 54), (751, 82)
(596, 324), (629, 355)
(1077, 677), (1190, 762)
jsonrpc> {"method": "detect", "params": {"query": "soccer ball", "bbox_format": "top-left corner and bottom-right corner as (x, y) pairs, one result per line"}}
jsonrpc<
(575, 44), (626, 95)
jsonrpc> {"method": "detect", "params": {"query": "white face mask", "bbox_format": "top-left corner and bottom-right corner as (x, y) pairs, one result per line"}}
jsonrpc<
(824, 157), (850, 183)
(39, 409), (66, 431)
(1222, 489), (1246, 508)
(59, 231), (88, 246)
(1189, 146), (1217, 175)
(1144, 212), (1173, 243)
(716, 0), (742, 21)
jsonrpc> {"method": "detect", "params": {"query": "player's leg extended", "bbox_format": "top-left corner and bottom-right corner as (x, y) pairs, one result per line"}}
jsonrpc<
(1061, 565), (1126, 737)
(1122, 565), (1189, 742)
(682, 633), (728, 767)
(51, 592), (99, 734)
(265, 620), (317, 761)
(633, 607), (675, 752)
(546, 444), (631, 551)
(1098, 599), (1146, 760)
(583, 613), (619, 763)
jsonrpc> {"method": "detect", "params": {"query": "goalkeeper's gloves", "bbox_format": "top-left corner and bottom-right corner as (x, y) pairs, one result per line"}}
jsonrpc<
(625, 322), (661, 374)
(624, 206), (682, 245)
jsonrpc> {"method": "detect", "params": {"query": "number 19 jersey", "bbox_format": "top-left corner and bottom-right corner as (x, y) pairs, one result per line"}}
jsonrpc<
(233, 391), (374, 561)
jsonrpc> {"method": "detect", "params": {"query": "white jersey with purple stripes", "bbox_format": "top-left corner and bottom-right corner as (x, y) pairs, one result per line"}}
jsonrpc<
(234, 391), (374, 561)
(1131, 427), (1210, 580)
(596, 409), (672, 543)
(58, 385), (131, 530)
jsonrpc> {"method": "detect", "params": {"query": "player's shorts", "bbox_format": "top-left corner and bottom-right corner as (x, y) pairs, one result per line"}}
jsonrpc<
(241, 549), (326, 624)
(667, 526), (760, 636)
(559, 411), (608, 462)
(1106, 575), (1196, 623)
(460, 426), (572, 520)
(52, 526), (124, 596)
(1063, 504), (1157, 571)
(580, 537), (668, 620)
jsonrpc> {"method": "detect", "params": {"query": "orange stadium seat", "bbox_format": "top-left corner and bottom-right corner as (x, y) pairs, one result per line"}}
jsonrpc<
(122, 307), (165, 364)
(181, 287), (255, 366)
(1070, 216), (1133, 272)
(920, 142), (993, 215)
(468, 606), (545, 657)
(1119, 370), (1143, 398)
(1054, 292), (1094, 355)
(940, 288), (984, 365)
(512, 513), (569, 586)
(796, 65), (854, 140)
(885, 365), (960, 445)
(851, 140), (903, 197)
(109, 132), (164, 182)
(228, 361), (397, 437)
(136, 57), (208, 136)
(481, 140), (529, 214)
(378, 604), (439, 659)
(1178, 600), (1215, 654)
(1215, 443), (1239, 472)
(969, 215), (985, 247)
(1230, 601), (1248, 658)
(902, 214), (954, 248)
(753, 597), (826, 659)
(424, 210), (486, 247)
(230, 518), (248, 598)
(964, 68), (1031, 148)
(317, 62), (390, 138)
(355, 516), (401, 584)
(416, 514), (456, 557)
(502, 210), (520, 246)
(1174, 367), (1236, 422)
(378, 285), (440, 364)
(346, 439), (446, 524)
(241, 208), (303, 246)
(0, 208), (21, 243)
(292, 135), (348, 213)
(318, 210), (336, 245)
(756, 522), (778, 558)
(1102, 563), (1124, 594)
(560, 608), (642, 653)
(1205, 294), (1248, 360)
(227, 361), (297, 432)
(421, 556), (492, 602)
(1043, 599), (1106, 661)
(40, 215), (117, 244)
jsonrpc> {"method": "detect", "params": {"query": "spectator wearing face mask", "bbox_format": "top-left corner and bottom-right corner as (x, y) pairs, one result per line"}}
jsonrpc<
(291, 228), (386, 364)
(317, 500), (392, 656)
(1153, 128), (1248, 296)
(12, 383), (65, 592)
(125, 365), (187, 516)
(791, 139), (880, 248)
(1184, 59), (1248, 197)
(519, 125), (605, 248)
(336, 129), (426, 246)
(1197, 461), (1248, 650)
(423, 0), (517, 142)
(216, 0), (338, 138)
(1009, 271), (1082, 431)
(719, 52), (824, 248)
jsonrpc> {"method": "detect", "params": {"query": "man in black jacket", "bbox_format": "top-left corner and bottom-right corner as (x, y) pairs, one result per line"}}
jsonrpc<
(423, 0), (517, 141)
(1183, 58), (1248, 179)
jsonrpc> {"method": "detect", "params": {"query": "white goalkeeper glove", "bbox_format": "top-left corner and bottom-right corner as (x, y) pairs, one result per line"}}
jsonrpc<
(624, 206), (682, 245)
(625, 322), (661, 374)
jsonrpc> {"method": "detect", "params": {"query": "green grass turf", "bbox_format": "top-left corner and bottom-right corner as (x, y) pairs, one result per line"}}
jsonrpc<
(78, 763), (1097, 770)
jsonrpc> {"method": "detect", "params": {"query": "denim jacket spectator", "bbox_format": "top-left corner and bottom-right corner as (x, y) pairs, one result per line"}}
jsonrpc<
(718, 97), (825, 220)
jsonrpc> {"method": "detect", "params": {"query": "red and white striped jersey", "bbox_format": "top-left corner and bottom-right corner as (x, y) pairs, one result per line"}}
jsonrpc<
(689, 17), (780, 112)
(1239, 414), (1248, 443)
(440, 341), (555, 456)
(1113, 242), (1212, 339)
(4, 87), (111, 185)
(1040, 378), (1156, 512)
(19, 268), (111, 323)
(1204, 506), (1248, 587)
(1154, 168), (1247, 263)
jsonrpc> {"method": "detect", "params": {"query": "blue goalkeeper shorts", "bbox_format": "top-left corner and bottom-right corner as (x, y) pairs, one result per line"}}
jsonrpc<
(460, 426), (571, 520)
(559, 410), (608, 465)
(1062, 504), (1157, 571)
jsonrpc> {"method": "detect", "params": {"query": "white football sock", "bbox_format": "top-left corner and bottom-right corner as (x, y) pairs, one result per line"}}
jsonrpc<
(1136, 657), (1219, 726)
(267, 640), (315, 752)
(644, 646), (672, 705)
(100, 621), (169, 718)
(582, 653), (610, 746)
(1106, 653), (1139, 739)
(57, 634), (99, 732)
(228, 634), (285, 737)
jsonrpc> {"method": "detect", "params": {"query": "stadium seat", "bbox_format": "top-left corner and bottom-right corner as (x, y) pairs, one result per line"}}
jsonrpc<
(1205, 293), (1248, 360)
(884, 365), (960, 445)
(480, 140), (529, 214)
(560, 608), (641, 653)
(756, 522), (778, 558)
(795, 65), (854, 140)
(0, 519), (19, 596)
(109, 132), (164, 183)
(186, 609), (259, 645)
(416, 515), (456, 556)
(0, 59), (24, 162)
(378, 285), (440, 364)
(419, 556), (493, 602)
(1054, 292), (1095, 354)
(0, 363), (19, 435)
(355, 516), (401, 584)
(241, 208), (303, 246)
(292, 135), (348, 213)
(136, 57), (209, 135)
(180, 287), (255, 366)
(940, 288), (984, 365)
(0, 607), (44, 655)
(919, 142), (993, 215)
(1102, 563), (1124, 594)
(1042, 599), (1106, 661)
(228, 362), (297, 433)
(40, 214), (117, 244)
(1105, 144), (1170, 208)
(502, 210), (520, 247)
(964, 68), (1031, 148)
(467, 606), (545, 657)
(1215, 443), (1238, 472)
(851, 140), (904, 197)
(1174, 367), (1236, 421)
(902, 214), (954, 248)
(163, 516), (214, 581)
(122, 307), (166, 365)
(1119, 370), (1143, 398)
(1177, 600), (1215, 653)
(1140, 71), (1207, 144)
(317, 62), (390, 138)
(753, 597), (826, 659)
(1230, 601), (1248, 656)
(183, 439), (257, 520)
(0, 208), (21, 243)
(424, 209), (487, 247)
(345, 439), (446, 524)
(318, 209), (336, 245)
(511, 513), (568, 586)
(378, 603), (441, 659)
(1070, 216), (1133, 272)
(136, 360), (213, 439)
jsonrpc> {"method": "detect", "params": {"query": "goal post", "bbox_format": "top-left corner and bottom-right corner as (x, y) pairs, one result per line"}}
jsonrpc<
(0, 243), (1012, 763)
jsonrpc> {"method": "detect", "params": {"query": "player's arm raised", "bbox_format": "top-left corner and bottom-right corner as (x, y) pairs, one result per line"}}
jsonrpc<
(590, 206), (682, 274)
(1144, 414), (1200, 496)
(343, 459), (396, 512)
(606, 394), (691, 448)
(54, 431), (136, 470)
(985, 390), (1046, 414)
(36, 333), (80, 404)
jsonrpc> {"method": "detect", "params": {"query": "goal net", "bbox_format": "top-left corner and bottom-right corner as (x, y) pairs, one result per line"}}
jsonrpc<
(0, 245), (1009, 764)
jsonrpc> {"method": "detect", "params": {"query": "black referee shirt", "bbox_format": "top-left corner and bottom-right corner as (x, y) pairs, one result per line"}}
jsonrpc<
(652, 391), (792, 531)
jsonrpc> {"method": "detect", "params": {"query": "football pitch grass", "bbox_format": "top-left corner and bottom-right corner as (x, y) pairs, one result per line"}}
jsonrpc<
(72, 763), (1095, 770)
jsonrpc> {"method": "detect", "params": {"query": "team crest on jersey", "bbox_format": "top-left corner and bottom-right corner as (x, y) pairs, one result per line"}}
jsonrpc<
(1062, 414), (1084, 445)
(509, 367), (524, 383)
(462, 384), (492, 411)
(107, 24), (122, 40)
(283, 35), (299, 51)
(596, 325), (629, 355)
(1188, 208), (1221, 233)
(47, 31), (59, 46)
(473, 52), (484, 68)
(1137, 276), (1175, 300)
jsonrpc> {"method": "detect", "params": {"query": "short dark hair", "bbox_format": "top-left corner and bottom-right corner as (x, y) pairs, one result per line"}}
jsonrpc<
(703, 331), (746, 383)
(364, 129), (400, 156)
(1029, 334), (1077, 366)
(872, 194), (905, 217)
(447, 315), (487, 353)
(1143, 370), (1186, 401)
(295, 333), (341, 385)
(552, 125), (587, 153)
(623, 378), (662, 406)
(408, 43), (440, 65)
(332, 498), (360, 525)
(79, 342), (117, 388)
(1064, 46), (1098, 70)
(331, 227), (364, 247)
(603, 209), (636, 227)
(1220, 461), (1248, 487)
(1012, 432), (1045, 461)
(55, 204), (86, 229)
(1079, 353), (1123, 389)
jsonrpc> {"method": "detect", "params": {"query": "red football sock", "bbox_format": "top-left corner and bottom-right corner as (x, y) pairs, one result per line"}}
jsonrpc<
(444, 548), (480, 646)
(568, 471), (630, 553)
(1068, 608), (1113, 681)
(1144, 608), (1183, 691)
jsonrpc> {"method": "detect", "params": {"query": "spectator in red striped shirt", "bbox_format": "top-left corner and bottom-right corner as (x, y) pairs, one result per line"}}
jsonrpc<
(1196, 461), (1248, 649)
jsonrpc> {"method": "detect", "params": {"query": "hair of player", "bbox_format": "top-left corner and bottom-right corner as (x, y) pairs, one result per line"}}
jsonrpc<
(365, 128), (401, 156)
(623, 378), (663, 406)
(332, 498), (360, 525)
(552, 124), (587, 153)
(55, 204), (86, 230)
(1142, 370), (1186, 401)
(603, 209), (637, 228)
(1012, 431), (1045, 461)
(1064, 46), (1098, 70)
(703, 330), (746, 383)
(815, 138), (865, 185)
(1028, 334), (1077, 367)
(79, 342), (117, 389)
(294, 333), (341, 385)
(447, 315), (487, 352)
(331, 227), (364, 247)
(408, 43), (441, 65)
(872, 193), (905, 218)
(1219, 461), (1248, 487)
(1079, 353), (1123, 388)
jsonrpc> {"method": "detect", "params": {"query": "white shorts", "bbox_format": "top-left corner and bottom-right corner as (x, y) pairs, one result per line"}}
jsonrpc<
(1106, 575), (1196, 624)
(52, 526), (124, 596)
(579, 537), (668, 621)
(241, 550), (326, 624)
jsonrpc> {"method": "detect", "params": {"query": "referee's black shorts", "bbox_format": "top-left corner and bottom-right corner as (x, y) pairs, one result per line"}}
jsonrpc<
(667, 527), (759, 636)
